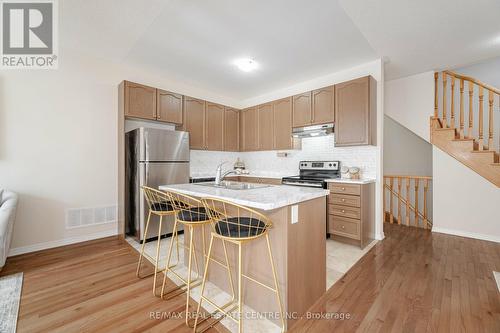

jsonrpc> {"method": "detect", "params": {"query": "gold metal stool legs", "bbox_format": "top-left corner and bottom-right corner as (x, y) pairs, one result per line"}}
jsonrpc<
(136, 211), (179, 297)
(193, 234), (238, 333)
(161, 222), (208, 327)
(193, 233), (285, 333)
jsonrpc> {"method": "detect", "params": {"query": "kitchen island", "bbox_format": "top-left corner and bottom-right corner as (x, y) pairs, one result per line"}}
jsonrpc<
(159, 182), (329, 330)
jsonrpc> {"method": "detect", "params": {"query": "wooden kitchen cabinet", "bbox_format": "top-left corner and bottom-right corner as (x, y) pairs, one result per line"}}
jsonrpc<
(327, 182), (374, 249)
(124, 81), (157, 120)
(292, 92), (312, 127)
(183, 96), (206, 149)
(156, 89), (183, 124)
(205, 102), (224, 151)
(240, 107), (259, 151)
(258, 103), (274, 150)
(224, 107), (239, 151)
(311, 86), (334, 125)
(334, 76), (377, 146)
(273, 97), (298, 150)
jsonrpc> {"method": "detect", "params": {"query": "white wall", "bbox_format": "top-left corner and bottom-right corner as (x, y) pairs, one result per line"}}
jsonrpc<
(385, 71), (434, 142)
(0, 51), (238, 255)
(432, 147), (500, 243)
(191, 136), (378, 179)
(383, 114), (433, 224)
(383, 115), (432, 176)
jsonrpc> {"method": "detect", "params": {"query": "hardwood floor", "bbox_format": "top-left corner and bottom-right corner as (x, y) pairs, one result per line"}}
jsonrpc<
(290, 223), (500, 332)
(1, 237), (227, 333)
(3, 225), (500, 332)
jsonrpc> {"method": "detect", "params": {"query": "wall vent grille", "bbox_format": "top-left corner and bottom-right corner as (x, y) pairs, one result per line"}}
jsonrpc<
(66, 205), (117, 229)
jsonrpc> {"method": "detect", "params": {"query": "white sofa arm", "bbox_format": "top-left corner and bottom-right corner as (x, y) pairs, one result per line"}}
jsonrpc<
(0, 191), (18, 268)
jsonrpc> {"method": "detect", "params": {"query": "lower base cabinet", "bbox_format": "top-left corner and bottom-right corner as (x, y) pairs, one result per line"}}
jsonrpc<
(327, 182), (375, 248)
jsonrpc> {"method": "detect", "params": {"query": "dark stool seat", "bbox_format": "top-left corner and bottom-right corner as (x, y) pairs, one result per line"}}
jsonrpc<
(150, 201), (174, 212)
(177, 206), (211, 222)
(215, 217), (267, 238)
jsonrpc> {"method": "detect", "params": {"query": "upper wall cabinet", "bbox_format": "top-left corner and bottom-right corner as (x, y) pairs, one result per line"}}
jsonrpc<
(273, 97), (296, 150)
(258, 103), (274, 150)
(183, 96), (206, 150)
(240, 107), (259, 151)
(292, 86), (335, 127)
(334, 76), (377, 146)
(157, 89), (183, 124)
(205, 102), (225, 151)
(292, 92), (312, 127)
(311, 86), (335, 125)
(224, 108), (239, 152)
(124, 81), (157, 121)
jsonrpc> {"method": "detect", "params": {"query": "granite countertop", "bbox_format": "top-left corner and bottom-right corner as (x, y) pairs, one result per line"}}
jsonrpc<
(324, 178), (376, 184)
(159, 183), (329, 211)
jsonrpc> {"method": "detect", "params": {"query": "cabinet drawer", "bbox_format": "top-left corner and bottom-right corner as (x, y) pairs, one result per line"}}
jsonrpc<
(329, 194), (360, 207)
(329, 215), (360, 240)
(330, 204), (361, 220)
(329, 183), (360, 195)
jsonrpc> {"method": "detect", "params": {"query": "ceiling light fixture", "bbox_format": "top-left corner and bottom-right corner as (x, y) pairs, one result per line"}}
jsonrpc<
(234, 58), (258, 72)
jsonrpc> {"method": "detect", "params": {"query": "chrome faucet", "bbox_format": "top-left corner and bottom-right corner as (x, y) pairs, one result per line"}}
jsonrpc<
(215, 161), (240, 185)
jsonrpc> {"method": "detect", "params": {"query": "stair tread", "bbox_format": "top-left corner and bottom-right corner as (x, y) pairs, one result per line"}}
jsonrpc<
(492, 163), (500, 167)
(470, 150), (495, 154)
(435, 128), (456, 131)
(452, 138), (474, 142)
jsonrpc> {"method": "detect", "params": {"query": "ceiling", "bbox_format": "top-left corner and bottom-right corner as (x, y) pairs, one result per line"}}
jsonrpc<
(61, 0), (500, 100)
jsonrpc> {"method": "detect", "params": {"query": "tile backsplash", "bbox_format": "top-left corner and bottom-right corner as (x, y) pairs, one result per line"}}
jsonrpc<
(190, 135), (378, 179)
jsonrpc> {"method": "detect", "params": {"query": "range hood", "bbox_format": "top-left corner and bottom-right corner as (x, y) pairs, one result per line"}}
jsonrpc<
(292, 123), (334, 138)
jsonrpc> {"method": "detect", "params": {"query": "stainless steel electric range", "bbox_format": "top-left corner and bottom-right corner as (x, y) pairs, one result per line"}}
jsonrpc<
(282, 161), (340, 188)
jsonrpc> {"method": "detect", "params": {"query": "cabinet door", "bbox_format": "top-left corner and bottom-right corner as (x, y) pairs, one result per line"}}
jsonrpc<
(184, 97), (206, 149)
(258, 103), (274, 150)
(205, 102), (224, 151)
(156, 89), (183, 124)
(312, 86), (334, 125)
(241, 107), (258, 151)
(292, 91), (312, 127)
(124, 81), (157, 120)
(224, 108), (239, 151)
(273, 97), (293, 150)
(334, 76), (371, 146)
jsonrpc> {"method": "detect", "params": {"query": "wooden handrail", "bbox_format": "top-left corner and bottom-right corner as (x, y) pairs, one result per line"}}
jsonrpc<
(444, 70), (500, 95)
(436, 70), (500, 153)
(383, 175), (432, 180)
(383, 175), (432, 229)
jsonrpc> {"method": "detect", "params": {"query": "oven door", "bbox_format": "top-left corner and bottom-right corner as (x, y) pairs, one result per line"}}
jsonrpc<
(282, 179), (325, 188)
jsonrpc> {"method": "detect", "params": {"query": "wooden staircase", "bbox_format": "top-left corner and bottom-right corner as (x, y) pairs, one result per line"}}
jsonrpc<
(431, 71), (500, 187)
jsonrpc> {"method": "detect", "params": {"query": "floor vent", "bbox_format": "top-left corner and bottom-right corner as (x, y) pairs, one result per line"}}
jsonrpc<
(66, 206), (117, 229)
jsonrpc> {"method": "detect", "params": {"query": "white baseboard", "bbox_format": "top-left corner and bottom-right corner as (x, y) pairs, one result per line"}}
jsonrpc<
(8, 229), (119, 257)
(432, 227), (500, 243)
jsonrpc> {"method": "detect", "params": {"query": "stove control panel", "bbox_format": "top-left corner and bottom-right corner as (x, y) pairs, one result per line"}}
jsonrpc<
(299, 161), (340, 170)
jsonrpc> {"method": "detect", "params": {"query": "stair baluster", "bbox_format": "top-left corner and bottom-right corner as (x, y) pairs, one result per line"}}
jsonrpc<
(468, 81), (473, 139)
(459, 79), (464, 138)
(488, 90), (494, 151)
(442, 73), (448, 127)
(479, 86), (484, 150)
(450, 76), (455, 128)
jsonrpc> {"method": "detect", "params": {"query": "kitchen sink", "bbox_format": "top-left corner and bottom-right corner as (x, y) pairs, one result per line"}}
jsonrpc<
(196, 181), (270, 190)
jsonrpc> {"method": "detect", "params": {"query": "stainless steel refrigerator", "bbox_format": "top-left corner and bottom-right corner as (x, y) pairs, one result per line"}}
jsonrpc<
(125, 127), (190, 242)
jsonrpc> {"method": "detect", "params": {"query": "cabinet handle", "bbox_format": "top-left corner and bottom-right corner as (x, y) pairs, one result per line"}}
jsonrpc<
(341, 210), (345, 213)
(341, 187), (346, 191)
(341, 225), (345, 229)
(341, 199), (346, 202)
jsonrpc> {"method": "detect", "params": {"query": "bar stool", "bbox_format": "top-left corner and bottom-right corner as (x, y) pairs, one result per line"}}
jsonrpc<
(160, 190), (235, 328)
(194, 198), (285, 333)
(136, 186), (180, 296)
